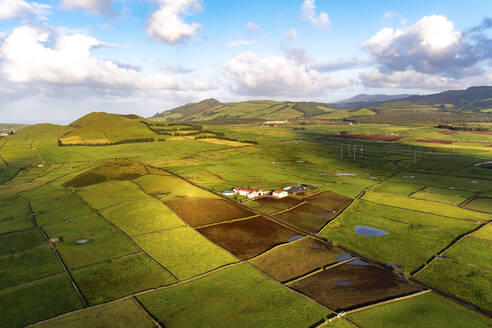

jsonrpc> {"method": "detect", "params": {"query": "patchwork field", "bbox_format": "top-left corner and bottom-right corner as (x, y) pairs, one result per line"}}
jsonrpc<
(1, 118), (491, 327)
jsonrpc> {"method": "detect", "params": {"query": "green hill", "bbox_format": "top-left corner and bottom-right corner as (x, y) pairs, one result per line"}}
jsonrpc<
(153, 86), (491, 123)
(151, 100), (368, 123)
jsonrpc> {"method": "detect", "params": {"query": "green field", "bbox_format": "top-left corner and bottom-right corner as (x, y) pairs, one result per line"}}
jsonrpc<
(137, 263), (331, 327)
(348, 292), (491, 328)
(133, 227), (237, 280)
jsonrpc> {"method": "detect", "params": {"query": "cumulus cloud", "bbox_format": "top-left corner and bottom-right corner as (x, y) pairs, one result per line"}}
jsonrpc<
(61, 0), (112, 14)
(285, 28), (297, 40)
(0, 25), (213, 91)
(223, 51), (350, 97)
(361, 15), (492, 89)
(246, 21), (260, 33)
(226, 39), (255, 46)
(0, 0), (50, 20)
(147, 0), (202, 44)
(300, 0), (329, 27)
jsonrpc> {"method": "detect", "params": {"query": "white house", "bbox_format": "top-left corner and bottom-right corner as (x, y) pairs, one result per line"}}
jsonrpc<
(272, 190), (288, 198)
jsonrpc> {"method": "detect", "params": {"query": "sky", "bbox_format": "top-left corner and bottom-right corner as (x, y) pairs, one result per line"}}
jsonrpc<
(0, 0), (490, 123)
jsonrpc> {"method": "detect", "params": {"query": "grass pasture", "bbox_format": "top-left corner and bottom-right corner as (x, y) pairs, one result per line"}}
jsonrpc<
(134, 227), (237, 280)
(249, 236), (342, 282)
(464, 197), (492, 213)
(0, 247), (63, 289)
(42, 214), (112, 240)
(72, 254), (176, 305)
(137, 263), (330, 328)
(319, 206), (471, 272)
(415, 258), (492, 311)
(348, 292), (491, 328)
(36, 203), (96, 226)
(197, 216), (299, 260)
(100, 198), (184, 236)
(77, 181), (150, 210)
(411, 191), (469, 205)
(0, 200), (30, 221)
(0, 275), (84, 328)
(288, 260), (418, 311)
(474, 223), (492, 241)
(55, 230), (138, 269)
(444, 236), (492, 270)
(372, 182), (425, 196)
(134, 174), (218, 200)
(362, 191), (491, 221)
(33, 298), (156, 328)
(0, 229), (46, 255)
(0, 217), (33, 234)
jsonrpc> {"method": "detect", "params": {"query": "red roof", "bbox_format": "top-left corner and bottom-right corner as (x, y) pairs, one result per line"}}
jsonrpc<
(273, 190), (284, 194)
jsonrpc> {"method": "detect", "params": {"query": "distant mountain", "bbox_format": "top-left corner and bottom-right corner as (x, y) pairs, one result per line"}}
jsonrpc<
(151, 86), (492, 123)
(334, 94), (412, 104)
(151, 99), (376, 123)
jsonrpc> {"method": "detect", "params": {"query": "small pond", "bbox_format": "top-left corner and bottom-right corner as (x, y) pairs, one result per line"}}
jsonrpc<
(288, 235), (304, 243)
(355, 225), (388, 237)
(331, 280), (352, 286)
(75, 239), (89, 244)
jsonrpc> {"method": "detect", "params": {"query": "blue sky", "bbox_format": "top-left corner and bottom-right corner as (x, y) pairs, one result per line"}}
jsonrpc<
(0, 0), (490, 123)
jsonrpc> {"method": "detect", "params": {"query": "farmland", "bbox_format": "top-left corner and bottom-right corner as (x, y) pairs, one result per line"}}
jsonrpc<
(0, 112), (491, 327)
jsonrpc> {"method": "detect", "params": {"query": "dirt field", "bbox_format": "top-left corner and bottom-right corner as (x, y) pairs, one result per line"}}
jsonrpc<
(438, 130), (459, 135)
(416, 139), (455, 144)
(288, 261), (418, 311)
(250, 237), (342, 282)
(246, 196), (303, 215)
(273, 203), (335, 232)
(165, 198), (255, 226)
(302, 191), (352, 212)
(332, 134), (403, 142)
(197, 216), (299, 260)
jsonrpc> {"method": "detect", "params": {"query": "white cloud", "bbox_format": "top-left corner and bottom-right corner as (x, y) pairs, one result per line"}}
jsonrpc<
(311, 57), (373, 72)
(226, 39), (255, 46)
(300, 0), (329, 27)
(360, 68), (492, 90)
(0, 0), (50, 20)
(60, 0), (112, 14)
(285, 28), (297, 40)
(223, 51), (350, 97)
(0, 25), (213, 91)
(146, 0), (202, 44)
(246, 21), (260, 32)
(361, 15), (492, 89)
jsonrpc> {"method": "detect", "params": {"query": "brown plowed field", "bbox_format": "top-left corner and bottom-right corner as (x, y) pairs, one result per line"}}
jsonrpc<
(197, 216), (298, 260)
(273, 203), (335, 233)
(289, 261), (418, 311)
(165, 198), (255, 227)
(246, 197), (303, 215)
(302, 191), (352, 212)
(250, 237), (343, 282)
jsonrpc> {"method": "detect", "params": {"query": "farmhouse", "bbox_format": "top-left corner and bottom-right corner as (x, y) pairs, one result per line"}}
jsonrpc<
(232, 187), (271, 199)
(272, 190), (288, 198)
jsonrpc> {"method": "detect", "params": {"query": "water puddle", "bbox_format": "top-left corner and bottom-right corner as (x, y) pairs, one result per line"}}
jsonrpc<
(471, 181), (479, 184)
(355, 225), (388, 237)
(336, 253), (354, 262)
(75, 239), (89, 244)
(336, 173), (356, 176)
(288, 235), (304, 242)
(155, 194), (167, 199)
(402, 175), (415, 179)
(347, 259), (370, 266)
(331, 280), (352, 286)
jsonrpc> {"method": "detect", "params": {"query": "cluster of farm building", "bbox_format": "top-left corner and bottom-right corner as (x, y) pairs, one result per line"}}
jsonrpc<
(223, 185), (309, 199)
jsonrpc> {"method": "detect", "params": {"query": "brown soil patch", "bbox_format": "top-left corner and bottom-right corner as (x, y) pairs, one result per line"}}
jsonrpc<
(302, 190), (352, 212)
(470, 131), (492, 135)
(165, 198), (255, 227)
(333, 134), (402, 142)
(438, 129), (459, 135)
(250, 237), (343, 282)
(247, 197), (303, 215)
(197, 216), (298, 260)
(273, 203), (335, 233)
(416, 139), (455, 144)
(289, 261), (418, 311)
